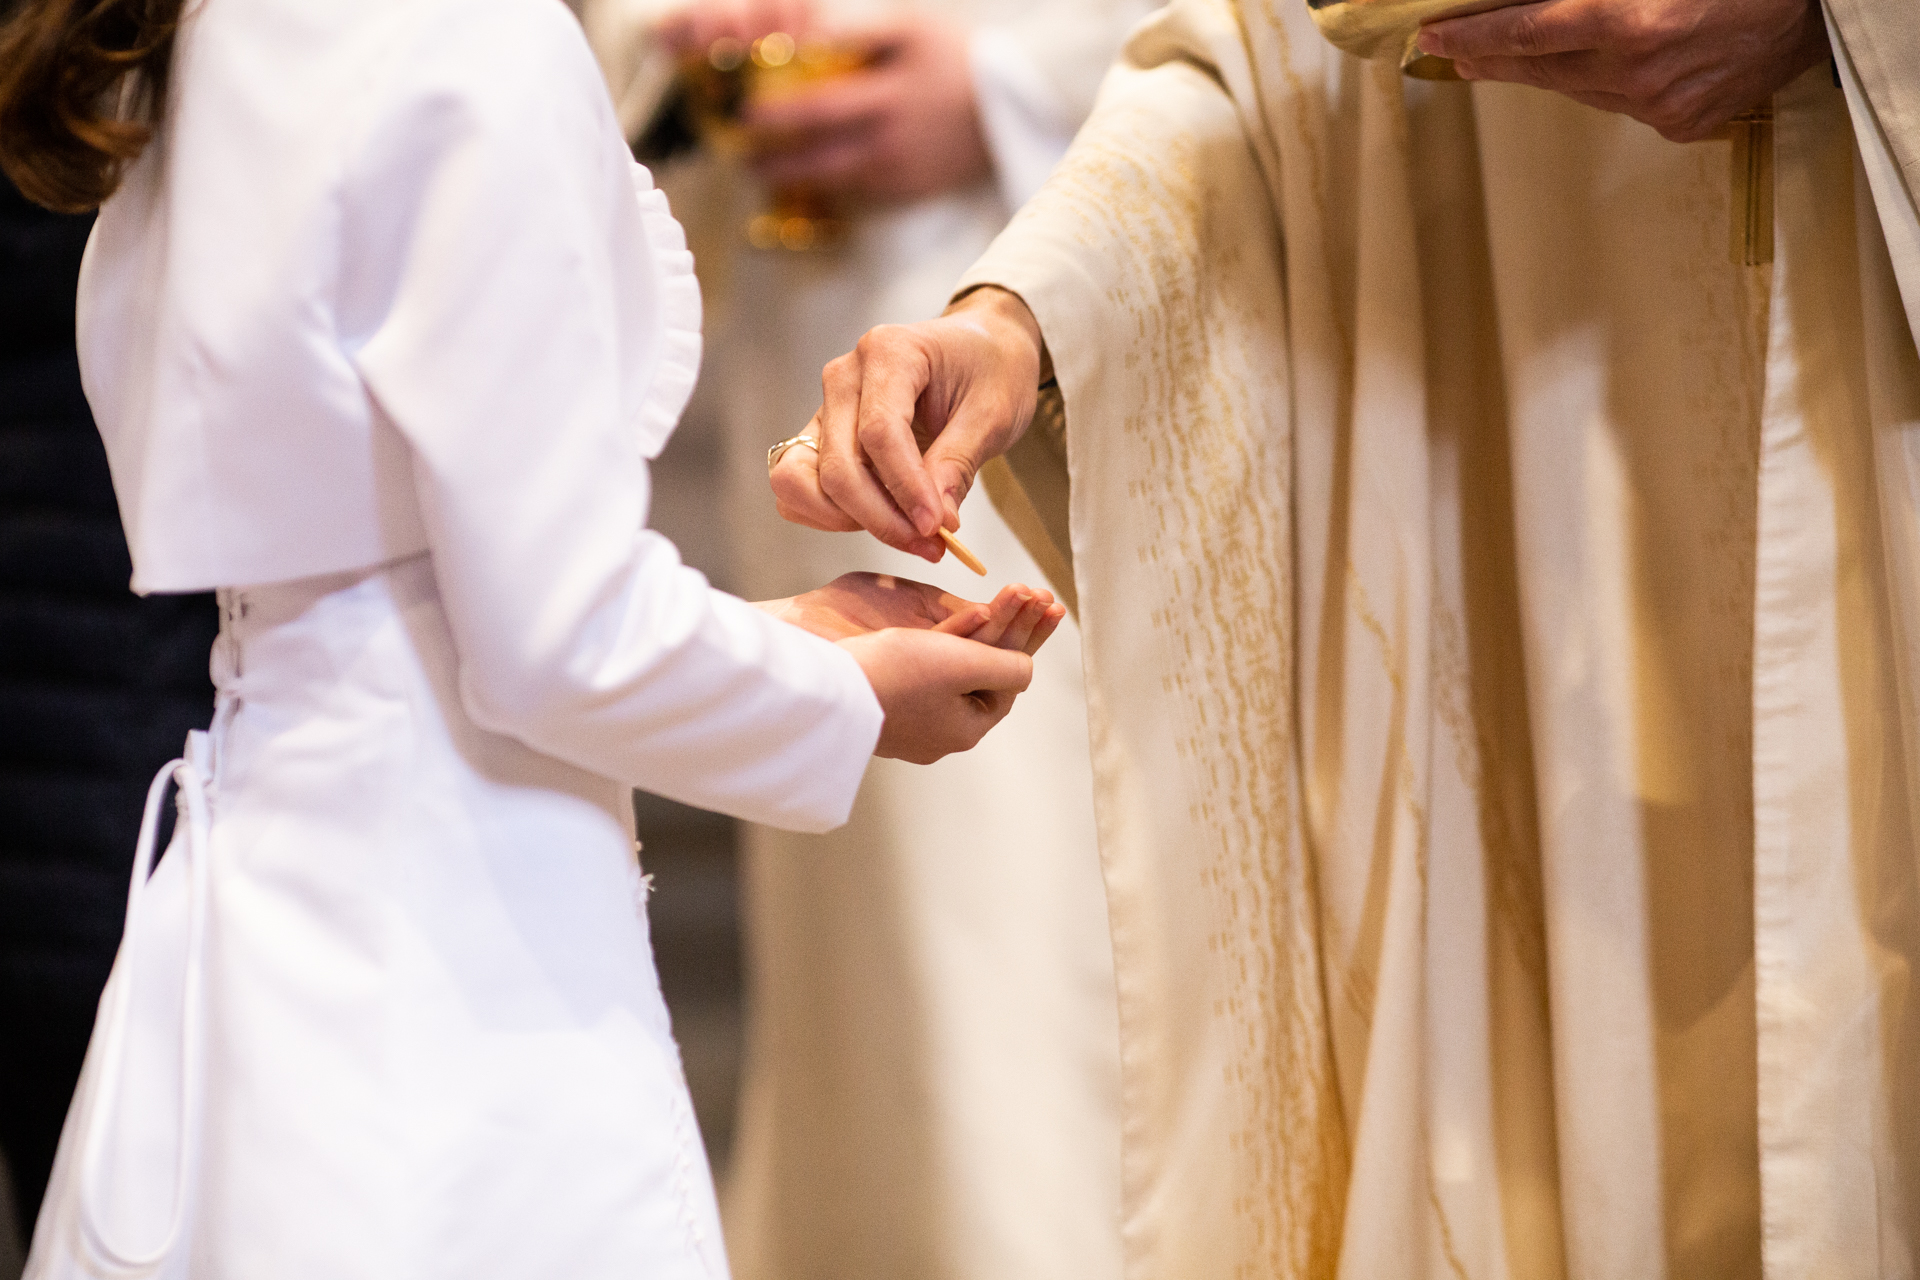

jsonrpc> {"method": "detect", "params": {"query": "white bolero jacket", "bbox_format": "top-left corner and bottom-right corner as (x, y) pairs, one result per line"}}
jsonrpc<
(77, 0), (882, 831)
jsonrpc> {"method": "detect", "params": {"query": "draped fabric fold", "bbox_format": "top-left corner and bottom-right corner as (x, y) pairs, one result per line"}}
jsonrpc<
(957, 0), (1920, 1274)
(1826, 0), (1920, 213)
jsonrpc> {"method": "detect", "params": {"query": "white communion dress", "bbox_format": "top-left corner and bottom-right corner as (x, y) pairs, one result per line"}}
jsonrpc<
(22, 0), (885, 1276)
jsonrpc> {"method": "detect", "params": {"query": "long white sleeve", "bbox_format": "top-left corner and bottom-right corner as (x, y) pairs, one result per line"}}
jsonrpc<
(342, 0), (881, 832)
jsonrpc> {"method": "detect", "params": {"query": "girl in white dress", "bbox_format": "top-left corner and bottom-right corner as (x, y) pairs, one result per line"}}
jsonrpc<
(0, 0), (1062, 1275)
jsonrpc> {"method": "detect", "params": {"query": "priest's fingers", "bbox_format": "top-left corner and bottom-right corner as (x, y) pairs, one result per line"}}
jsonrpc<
(759, 0), (816, 41)
(819, 344), (940, 555)
(1419, 0), (1830, 142)
(921, 388), (1029, 529)
(1416, 0), (1600, 61)
(1445, 49), (1616, 92)
(744, 74), (890, 191)
(1447, 48), (1757, 140)
(791, 301), (1042, 557)
(847, 326), (951, 546)
(919, 288), (1048, 524)
(927, 306), (1042, 511)
(770, 415), (863, 533)
(769, 393), (900, 541)
(860, 401), (948, 542)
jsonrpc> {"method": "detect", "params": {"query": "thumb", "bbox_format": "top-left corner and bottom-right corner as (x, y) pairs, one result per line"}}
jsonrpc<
(922, 447), (979, 528)
(944, 642), (1033, 695)
(920, 387), (1027, 526)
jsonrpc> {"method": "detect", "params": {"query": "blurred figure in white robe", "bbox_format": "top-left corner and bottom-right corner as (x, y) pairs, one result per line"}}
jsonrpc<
(574, 1), (1148, 1276)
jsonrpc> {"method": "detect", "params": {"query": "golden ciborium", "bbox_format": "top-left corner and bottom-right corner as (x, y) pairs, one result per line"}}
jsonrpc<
(639, 32), (868, 252)
(1304, 0), (1496, 78)
(1305, 0), (1774, 264)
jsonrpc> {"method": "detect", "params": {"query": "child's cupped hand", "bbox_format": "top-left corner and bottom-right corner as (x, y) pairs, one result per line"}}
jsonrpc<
(761, 571), (1063, 655)
(757, 572), (1066, 763)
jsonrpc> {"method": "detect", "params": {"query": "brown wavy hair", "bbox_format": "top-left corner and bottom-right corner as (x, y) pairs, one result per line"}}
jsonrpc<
(0, 0), (182, 212)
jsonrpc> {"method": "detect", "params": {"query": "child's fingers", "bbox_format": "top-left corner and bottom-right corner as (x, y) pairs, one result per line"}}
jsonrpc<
(932, 605), (989, 637)
(965, 586), (1029, 647)
(1021, 603), (1066, 655)
(994, 596), (1051, 654)
(923, 583), (1058, 649)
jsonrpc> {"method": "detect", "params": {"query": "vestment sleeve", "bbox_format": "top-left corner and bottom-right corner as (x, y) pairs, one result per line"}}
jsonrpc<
(341, 0), (881, 832)
(951, 12), (1344, 1269)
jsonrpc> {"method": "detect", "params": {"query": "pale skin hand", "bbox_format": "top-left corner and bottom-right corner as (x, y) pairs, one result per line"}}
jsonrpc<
(744, 12), (993, 205)
(756, 571), (1066, 763)
(765, 5), (1828, 556)
(769, 287), (1048, 562)
(1415, 0), (1831, 143)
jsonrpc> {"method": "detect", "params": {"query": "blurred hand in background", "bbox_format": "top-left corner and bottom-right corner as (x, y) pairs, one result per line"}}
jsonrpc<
(743, 13), (993, 204)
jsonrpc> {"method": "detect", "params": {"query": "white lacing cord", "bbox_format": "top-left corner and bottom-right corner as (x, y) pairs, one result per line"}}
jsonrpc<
(75, 753), (211, 1273)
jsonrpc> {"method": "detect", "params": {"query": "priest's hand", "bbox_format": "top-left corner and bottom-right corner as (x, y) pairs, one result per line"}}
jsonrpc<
(1414, 0), (1831, 142)
(769, 287), (1048, 563)
(744, 12), (992, 204)
(758, 572), (1065, 762)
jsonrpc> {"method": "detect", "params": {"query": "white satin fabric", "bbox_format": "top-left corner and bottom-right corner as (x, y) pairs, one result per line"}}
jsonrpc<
(29, 0), (893, 1272)
(83, 0), (689, 594)
(31, 559), (730, 1280)
(77, 0), (881, 832)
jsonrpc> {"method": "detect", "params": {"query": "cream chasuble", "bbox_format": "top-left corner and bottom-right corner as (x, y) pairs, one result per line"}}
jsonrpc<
(954, 0), (1920, 1273)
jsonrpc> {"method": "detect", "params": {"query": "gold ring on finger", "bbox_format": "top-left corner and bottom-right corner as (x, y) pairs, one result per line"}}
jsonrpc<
(767, 434), (820, 472)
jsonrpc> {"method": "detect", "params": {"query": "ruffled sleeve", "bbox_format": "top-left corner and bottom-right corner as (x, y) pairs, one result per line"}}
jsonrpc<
(629, 164), (702, 459)
(337, 0), (881, 831)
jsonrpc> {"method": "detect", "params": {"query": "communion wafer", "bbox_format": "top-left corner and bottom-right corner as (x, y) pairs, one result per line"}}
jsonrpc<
(938, 527), (987, 576)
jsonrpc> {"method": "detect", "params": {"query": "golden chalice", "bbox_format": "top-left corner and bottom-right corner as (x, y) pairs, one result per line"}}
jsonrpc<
(677, 32), (869, 252)
(1305, 0), (1497, 76)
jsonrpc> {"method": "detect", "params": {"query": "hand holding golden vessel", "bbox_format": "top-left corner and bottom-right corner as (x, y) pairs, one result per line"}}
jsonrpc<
(1306, 0), (1832, 264)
